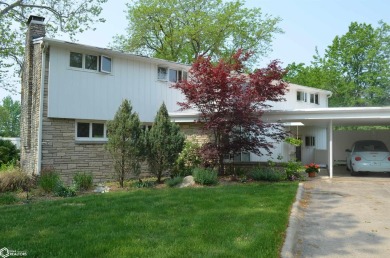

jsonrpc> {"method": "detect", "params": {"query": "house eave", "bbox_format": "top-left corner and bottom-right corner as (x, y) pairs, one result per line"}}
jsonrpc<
(34, 37), (191, 70)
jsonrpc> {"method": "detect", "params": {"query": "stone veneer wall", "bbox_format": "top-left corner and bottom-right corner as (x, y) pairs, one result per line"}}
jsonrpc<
(20, 19), (45, 175)
(39, 120), (209, 184)
(179, 123), (209, 144)
(40, 118), (115, 184)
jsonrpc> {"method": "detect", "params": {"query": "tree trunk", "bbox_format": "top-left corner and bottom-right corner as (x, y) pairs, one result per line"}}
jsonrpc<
(218, 154), (224, 175)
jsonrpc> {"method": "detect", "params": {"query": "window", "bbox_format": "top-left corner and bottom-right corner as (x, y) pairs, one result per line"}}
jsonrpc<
(310, 93), (319, 104)
(305, 136), (315, 147)
(69, 52), (111, 73)
(100, 55), (112, 73)
(76, 122), (107, 141)
(85, 54), (98, 70)
(158, 67), (168, 80)
(297, 91), (307, 102)
(169, 69), (178, 82)
(233, 152), (250, 162)
(158, 67), (187, 82)
(70, 52), (83, 68)
(77, 122), (90, 137)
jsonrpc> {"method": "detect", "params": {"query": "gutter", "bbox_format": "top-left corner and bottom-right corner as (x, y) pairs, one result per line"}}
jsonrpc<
(36, 43), (46, 175)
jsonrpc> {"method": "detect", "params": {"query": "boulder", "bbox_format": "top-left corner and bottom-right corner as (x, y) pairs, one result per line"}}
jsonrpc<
(179, 176), (195, 188)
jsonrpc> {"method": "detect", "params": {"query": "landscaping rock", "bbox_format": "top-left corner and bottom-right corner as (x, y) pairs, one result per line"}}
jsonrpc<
(94, 184), (110, 193)
(179, 176), (195, 188)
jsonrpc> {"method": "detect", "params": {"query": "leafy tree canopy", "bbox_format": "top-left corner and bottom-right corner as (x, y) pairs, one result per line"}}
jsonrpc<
(113, 0), (282, 66)
(0, 96), (20, 137)
(0, 0), (108, 93)
(172, 50), (288, 172)
(285, 21), (390, 107)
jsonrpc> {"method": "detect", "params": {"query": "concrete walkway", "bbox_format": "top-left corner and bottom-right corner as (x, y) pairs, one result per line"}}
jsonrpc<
(282, 166), (390, 257)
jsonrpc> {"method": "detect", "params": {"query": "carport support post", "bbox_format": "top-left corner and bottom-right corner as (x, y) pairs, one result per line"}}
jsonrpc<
(328, 120), (333, 178)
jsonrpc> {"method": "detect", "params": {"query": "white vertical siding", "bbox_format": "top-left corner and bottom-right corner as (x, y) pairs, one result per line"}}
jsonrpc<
(47, 46), (187, 122)
(249, 125), (328, 165)
(265, 84), (330, 110)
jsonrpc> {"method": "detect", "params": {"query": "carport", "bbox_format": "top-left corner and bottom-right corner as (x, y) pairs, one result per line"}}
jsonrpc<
(263, 106), (390, 178)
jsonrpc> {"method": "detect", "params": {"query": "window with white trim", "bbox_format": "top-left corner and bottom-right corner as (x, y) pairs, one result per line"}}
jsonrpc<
(309, 93), (319, 104)
(100, 55), (112, 73)
(305, 136), (315, 147)
(158, 67), (168, 80)
(297, 91), (307, 102)
(76, 121), (107, 141)
(69, 52), (112, 74)
(233, 152), (250, 162)
(158, 66), (188, 82)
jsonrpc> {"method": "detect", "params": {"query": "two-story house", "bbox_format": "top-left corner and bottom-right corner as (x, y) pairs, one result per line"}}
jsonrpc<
(21, 15), (333, 182)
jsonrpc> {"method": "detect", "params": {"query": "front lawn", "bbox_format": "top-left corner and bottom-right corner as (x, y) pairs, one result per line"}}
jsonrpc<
(0, 182), (298, 257)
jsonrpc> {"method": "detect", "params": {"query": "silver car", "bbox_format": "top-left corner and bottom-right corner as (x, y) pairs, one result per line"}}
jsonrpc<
(346, 140), (390, 175)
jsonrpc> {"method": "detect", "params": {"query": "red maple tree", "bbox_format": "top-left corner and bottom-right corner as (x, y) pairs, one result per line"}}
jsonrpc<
(172, 50), (288, 172)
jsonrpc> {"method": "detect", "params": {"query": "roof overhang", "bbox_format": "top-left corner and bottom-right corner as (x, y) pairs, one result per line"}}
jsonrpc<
(34, 37), (190, 70)
(263, 107), (390, 126)
(170, 106), (390, 126)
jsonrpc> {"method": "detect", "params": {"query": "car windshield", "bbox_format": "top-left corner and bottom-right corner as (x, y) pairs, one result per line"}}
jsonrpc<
(354, 141), (389, 152)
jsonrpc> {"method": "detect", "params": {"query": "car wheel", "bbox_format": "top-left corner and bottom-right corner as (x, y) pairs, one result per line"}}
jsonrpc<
(350, 162), (357, 176)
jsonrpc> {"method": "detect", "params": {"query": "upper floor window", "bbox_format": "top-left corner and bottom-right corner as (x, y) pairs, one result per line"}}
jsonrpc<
(158, 67), (168, 80)
(85, 54), (98, 70)
(297, 91), (307, 102)
(76, 121), (107, 142)
(100, 55), (112, 73)
(70, 52), (111, 74)
(310, 93), (319, 104)
(70, 52), (83, 68)
(158, 66), (187, 82)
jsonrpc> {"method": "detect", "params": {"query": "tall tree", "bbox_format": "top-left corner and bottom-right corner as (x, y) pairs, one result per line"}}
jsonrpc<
(106, 99), (144, 188)
(146, 103), (185, 183)
(113, 0), (282, 65)
(172, 50), (288, 173)
(0, 0), (107, 93)
(0, 96), (20, 137)
(285, 21), (390, 107)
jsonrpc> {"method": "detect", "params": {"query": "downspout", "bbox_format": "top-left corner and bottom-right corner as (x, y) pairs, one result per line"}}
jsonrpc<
(37, 42), (46, 175)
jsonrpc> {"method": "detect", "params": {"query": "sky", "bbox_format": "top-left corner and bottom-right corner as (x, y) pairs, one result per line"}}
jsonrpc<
(1, 0), (389, 101)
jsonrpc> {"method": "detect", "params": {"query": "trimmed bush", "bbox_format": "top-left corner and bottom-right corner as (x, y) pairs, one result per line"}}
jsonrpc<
(173, 140), (202, 177)
(38, 169), (61, 193)
(54, 182), (77, 197)
(73, 172), (93, 191)
(165, 176), (183, 187)
(192, 168), (218, 185)
(249, 166), (285, 182)
(0, 168), (31, 192)
(283, 160), (305, 181)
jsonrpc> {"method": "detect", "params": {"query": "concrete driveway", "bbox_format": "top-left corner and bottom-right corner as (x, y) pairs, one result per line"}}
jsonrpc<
(282, 166), (390, 257)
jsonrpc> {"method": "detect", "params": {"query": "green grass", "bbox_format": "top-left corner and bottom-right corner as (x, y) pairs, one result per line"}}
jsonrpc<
(0, 182), (298, 258)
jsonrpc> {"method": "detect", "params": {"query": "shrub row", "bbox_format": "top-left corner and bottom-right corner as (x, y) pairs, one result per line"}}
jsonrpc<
(39, 170), (94, 197)
(1, 168), (94, 197)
